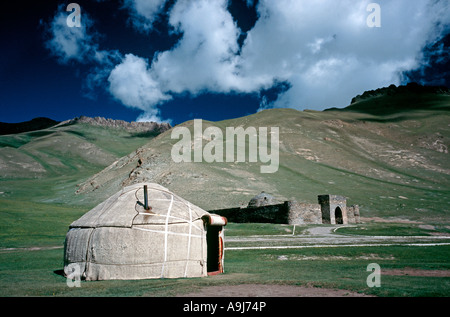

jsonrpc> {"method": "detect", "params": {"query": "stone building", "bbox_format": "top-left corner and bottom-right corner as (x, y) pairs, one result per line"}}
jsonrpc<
(248, 192), (279, 208)
(211, 192), (360, 225)
(318, 195), (347, 224)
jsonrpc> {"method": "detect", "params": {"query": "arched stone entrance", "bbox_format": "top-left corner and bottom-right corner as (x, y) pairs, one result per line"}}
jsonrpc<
(335, 207), (343, 224)
(318, 195), (348, 225)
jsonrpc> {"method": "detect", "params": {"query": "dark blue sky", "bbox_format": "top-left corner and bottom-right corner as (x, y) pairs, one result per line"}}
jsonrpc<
(0, 1), (262, 124)
(1, 0), (449, 125)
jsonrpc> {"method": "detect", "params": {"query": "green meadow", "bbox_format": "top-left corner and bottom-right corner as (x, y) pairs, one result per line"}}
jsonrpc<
(1, 86), (449, 296)
(0, 208), (449, 297)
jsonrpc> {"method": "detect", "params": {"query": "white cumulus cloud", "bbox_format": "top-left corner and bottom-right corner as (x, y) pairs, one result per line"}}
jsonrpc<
(126, 0), (450, 111)
(240, 0), (450, 110)
(107, 54), (171, 122)
(151, 0), (245, 94)
(45, 5), (118, 65)
(45, 0), (450, 122)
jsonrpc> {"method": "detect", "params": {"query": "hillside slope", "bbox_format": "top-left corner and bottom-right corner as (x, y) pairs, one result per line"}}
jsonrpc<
(74, 88), (450, 221)
(0, 117), (170, 202)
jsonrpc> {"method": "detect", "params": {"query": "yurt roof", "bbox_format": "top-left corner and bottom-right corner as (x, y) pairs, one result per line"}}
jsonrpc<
(70, 183), (208, 228)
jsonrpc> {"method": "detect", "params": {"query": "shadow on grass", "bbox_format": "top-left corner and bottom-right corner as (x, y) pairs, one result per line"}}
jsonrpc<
(53, 269), (64, 277)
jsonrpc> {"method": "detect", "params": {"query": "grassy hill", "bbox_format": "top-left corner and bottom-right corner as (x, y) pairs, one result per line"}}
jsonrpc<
(1, 85), (449, 218)
(341, 83), (450, 115)
(0, 118), (170, 204)
(71, 86), (450, 223)
(1, 85), (449, 297)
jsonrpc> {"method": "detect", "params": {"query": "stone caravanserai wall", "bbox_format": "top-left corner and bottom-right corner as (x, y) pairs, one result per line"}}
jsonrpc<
(210, 194), (360, 225)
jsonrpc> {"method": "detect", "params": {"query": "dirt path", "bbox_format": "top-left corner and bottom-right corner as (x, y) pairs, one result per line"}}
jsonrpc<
(177, 284), (375, 297)
(224, 225), (450, 251)
(0, 246), (63, 253)
(191, 225), (450, 297)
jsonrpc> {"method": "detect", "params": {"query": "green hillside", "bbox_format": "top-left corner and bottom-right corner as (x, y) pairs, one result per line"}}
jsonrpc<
(1, 86), (449, 297)
(1, 85), (449, 222)
(0, 119), (168, 204)
(341, 83), (450, 115)
(73, 87), (450, 222)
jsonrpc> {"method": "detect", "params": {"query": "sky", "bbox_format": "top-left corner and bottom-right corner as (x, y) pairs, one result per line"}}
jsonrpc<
(1, 0), (449, 125)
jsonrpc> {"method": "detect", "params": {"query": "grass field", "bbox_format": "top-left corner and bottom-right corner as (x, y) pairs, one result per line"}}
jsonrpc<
(0, 199), (449, 297)
(1, 243), (449, 297)
(0, 89), (449, 297)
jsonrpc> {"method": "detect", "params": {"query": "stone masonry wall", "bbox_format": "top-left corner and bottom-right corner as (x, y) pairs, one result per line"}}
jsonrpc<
(212, 201), (322, 225)
(286, 201), (322, 225)
(210, 197), (360, 225)
(211, 204), (289, 224)
(347, 205), (360, 224)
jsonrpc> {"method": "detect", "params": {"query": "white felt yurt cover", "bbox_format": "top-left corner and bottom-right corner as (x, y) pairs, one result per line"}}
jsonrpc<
(64, 183), (225, 280)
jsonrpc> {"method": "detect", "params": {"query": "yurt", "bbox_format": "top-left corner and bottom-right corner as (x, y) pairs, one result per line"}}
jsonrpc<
(63, 183), (227, 280)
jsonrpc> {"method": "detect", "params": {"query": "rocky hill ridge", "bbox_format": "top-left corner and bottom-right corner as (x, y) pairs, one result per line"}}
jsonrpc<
(59, 116), (172, 133)
(350, 83), (450, 104)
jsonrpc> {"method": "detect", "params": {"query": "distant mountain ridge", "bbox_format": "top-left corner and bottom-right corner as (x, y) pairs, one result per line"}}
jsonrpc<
(2, 83), (446, 136)
(58, 116), (172, 133)
(325, 83), (450, 115)
(351, 83), (450, 104)
(0, 117), (60, 135)
(0, 116), (172, 136)
(0, 114), (171, 188)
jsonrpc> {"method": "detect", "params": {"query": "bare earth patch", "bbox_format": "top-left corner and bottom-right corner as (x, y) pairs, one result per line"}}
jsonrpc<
(382, 268), (450, 277)
(360, 217), (422, 224)
(177, 284), (374, 297)
(0, 246), (63, 253)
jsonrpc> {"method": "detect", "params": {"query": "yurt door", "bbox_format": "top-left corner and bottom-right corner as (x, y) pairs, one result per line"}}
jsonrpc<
(206, 226), (221, 273)
(202, 214), (227, 275)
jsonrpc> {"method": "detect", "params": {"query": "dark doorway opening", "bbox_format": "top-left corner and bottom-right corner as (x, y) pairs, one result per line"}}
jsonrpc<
(335, 207), (343, 224)
(206, 226), (221, 274)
